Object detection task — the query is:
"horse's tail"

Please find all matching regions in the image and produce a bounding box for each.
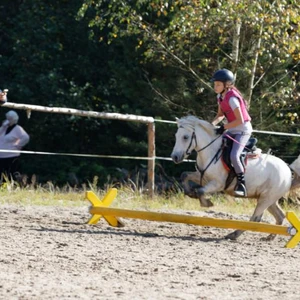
[289,155,300,190]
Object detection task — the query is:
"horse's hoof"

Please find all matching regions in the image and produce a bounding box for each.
[225,231,239,240]
[261,234,276,241]
[183,189,198,199]
[199,196,214,207]
[195,187,205,197]
[180,172,189,181]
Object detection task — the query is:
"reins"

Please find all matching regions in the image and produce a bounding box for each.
[196,135,222,153]
[185,131,221,156]
[224,133,252,152]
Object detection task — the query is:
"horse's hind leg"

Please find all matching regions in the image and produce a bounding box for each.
[225,213,263,240]
[264,202,285,241]
[225,198,271,240]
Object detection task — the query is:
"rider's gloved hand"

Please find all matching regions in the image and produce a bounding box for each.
[215,124,225,135]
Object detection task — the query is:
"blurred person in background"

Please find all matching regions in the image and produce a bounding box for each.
[0,110,30,182]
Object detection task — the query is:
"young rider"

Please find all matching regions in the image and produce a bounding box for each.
[211,69,252,197]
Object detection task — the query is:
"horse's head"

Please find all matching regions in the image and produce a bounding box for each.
[171,116,216,164]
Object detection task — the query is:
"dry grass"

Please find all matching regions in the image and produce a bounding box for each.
[1,178,299,218]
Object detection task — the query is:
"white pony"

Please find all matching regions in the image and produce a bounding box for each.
[171,116,300,240]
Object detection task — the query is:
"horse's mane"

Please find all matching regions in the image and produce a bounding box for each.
[177,116,215,135]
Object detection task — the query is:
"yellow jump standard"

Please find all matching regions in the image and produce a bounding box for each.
[86,188,300,248]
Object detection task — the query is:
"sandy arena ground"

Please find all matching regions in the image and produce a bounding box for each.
[0,203,299,300]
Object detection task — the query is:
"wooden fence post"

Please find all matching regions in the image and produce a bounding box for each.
[147,122,155,198]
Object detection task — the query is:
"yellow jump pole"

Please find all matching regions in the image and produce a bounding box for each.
[86,189,300,248]
[90,206,290,235]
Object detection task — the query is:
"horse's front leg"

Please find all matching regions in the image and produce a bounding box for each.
[181,171,223,207]
[194,179,224,197]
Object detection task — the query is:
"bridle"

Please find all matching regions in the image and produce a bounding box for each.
[183,127,222,156]
[182,126,222,185]
[185,131,196,156]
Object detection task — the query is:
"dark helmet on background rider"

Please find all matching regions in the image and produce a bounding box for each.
[211,69,235,83]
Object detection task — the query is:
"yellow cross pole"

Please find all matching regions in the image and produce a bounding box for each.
[86,189,300,248]
[285,211,300,248]
[86,188,124,227]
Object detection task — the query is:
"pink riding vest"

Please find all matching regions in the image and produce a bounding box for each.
[218,89,251,122]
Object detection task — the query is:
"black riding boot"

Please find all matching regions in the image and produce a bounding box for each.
[234,173,247,197]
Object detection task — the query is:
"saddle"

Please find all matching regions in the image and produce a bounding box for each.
[221,136,259,189]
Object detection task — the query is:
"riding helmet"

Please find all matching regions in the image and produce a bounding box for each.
[211,69,235,83]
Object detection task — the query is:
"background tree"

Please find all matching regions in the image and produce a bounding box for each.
[79,0,300,158]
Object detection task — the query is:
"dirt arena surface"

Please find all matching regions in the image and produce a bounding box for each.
[0,203,299,300]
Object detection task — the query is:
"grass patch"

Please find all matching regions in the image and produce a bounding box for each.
[0,180,299,218]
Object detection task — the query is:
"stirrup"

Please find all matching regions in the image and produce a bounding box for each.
[234,183,247,197]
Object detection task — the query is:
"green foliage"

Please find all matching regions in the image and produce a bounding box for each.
[77,1,300,128]
[79,0,300,158]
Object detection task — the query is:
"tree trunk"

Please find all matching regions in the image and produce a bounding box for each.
[246,23,263,108]
[232,20,241,76]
